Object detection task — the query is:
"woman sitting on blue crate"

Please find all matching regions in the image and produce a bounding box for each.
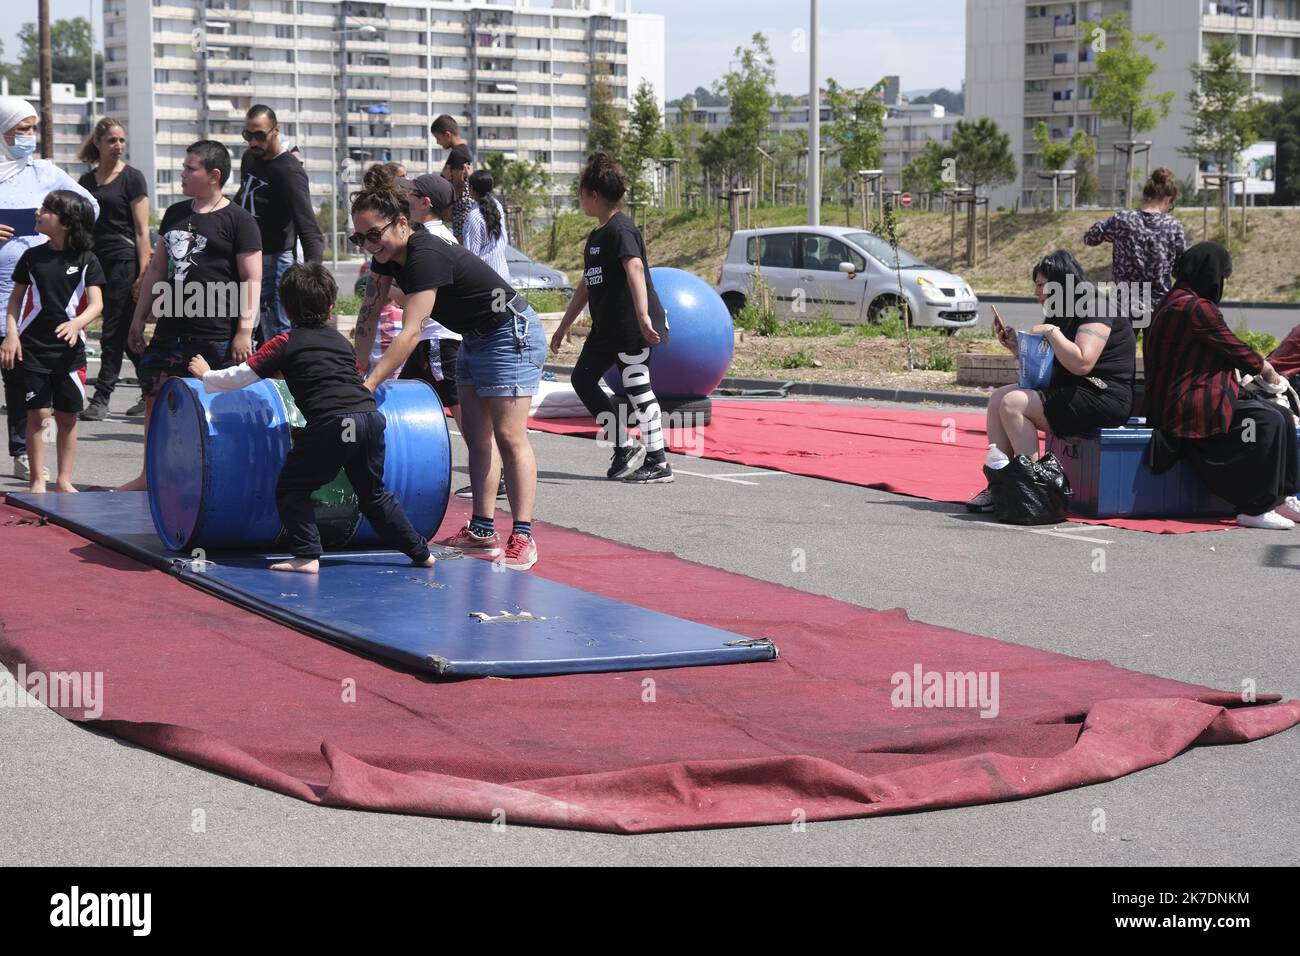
[1144,242,1300,531]
[967,249,1136,513]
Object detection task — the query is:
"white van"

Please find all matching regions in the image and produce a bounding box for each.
[716,225,979,329]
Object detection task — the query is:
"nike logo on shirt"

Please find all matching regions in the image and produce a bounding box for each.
[65,266,79,275]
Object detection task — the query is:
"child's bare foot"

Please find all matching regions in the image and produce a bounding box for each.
[270,557,320,574]
[413,554,436,567]
[54,482,78,493]
[116,475,147,491]
[28,481,46,494]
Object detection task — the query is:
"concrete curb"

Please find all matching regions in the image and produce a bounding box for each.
[978,293,1299,311]
[543,364,989,408]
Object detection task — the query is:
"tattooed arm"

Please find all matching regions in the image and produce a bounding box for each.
[351,271,392,372]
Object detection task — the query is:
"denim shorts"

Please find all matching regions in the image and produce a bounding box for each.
[456,306,545,398]
[138,336,232,397]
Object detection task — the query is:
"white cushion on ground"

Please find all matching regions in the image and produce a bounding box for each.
[529,380,608,418]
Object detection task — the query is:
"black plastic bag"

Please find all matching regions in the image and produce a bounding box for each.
[984,453,1072,525]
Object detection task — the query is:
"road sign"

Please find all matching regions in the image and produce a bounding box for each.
[900,192,913,208]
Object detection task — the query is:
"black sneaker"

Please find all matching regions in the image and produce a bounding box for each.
[79,400,109,422]
[623,460,673,484]
[607,442,646,479]
[125,398,147,416]
[454,480,509,500]
[965,486,995,513]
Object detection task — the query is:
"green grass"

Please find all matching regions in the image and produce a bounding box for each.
[762,349,818,370]
[780,317,844,337]
[734,302,779,337]
[335,293,362,316]
[521,289,572,314]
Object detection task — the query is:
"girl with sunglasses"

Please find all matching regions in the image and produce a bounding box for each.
[349,181,545,571]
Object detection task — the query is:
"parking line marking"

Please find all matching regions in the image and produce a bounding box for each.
[674,469,760,486]
[979,522,1116,545]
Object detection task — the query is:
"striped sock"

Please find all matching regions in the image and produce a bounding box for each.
[469,515,495,537]
[512,520,532,539]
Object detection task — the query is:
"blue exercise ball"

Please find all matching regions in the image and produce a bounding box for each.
[602,267,734,400]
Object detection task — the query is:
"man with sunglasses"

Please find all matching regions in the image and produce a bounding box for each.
[234,105,324,344]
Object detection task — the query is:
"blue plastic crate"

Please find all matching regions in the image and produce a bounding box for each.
[1044,419,1241,519]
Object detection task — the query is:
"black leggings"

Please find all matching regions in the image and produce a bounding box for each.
[570,341,665,458]
[92,254,143,405]
[276,410,430,561]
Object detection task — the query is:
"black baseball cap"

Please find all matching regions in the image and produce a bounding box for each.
[401,174,454,212]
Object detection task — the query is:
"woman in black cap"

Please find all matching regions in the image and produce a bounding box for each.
[1144,241,1298,529]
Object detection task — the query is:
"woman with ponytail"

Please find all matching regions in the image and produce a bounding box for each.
[77,117,151,420]
[349,175,545,571]
[1083,166,1186,327]
[550,151,672,484]
[463,169,510,282]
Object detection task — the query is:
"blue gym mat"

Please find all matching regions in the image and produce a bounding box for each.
[7,492,777,677]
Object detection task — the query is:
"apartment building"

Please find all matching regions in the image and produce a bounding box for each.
[968,0,1300,208]
[101,0,665,213]
[2,79,105,174]
[667,86,957,194]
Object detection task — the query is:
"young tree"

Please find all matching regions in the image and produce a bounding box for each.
[824,78,887,174]
[1083,12,1175,206]
[483,151,551,239]
[711,32,776,189]
[1181,36,1263,231]
[586,64,624,160]
[623,79,663,205]
[1032,121,1094,210]
[942,118,1017,264]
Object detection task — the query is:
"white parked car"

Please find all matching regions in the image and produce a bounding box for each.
[716,226,979,330]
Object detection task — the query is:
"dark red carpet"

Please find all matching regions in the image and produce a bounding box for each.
[529,401,1236,534]
[2,500,1294,833]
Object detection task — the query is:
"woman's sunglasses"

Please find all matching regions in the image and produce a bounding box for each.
[241,129,272,142]
[349,220,396,248]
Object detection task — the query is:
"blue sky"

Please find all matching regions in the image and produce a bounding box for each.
[2,1,967,101]
[636,0,966,99]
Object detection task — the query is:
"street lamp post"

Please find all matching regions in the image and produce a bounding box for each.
[808,0,819,226]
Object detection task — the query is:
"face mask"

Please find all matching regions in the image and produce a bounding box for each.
[8,135,37,160]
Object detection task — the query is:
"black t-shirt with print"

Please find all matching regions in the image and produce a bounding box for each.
[12,244,106,373]
[247,327,376,424]
[78,165,148,262]
[155,198,262,341]
[234,149,325,261]
[369,228,516,336]
[582,211,665,352]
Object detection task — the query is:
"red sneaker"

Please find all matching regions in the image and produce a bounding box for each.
[498,531,538,571]
[437,525,502,556]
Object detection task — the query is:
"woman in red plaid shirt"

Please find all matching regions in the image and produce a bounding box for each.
[1143,242,1299,530]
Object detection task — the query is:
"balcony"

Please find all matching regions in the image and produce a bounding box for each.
[1025,19,1055,41]
[1252,53,1300,73]
[1025,91,1051,113]
[1026,54,1054,77]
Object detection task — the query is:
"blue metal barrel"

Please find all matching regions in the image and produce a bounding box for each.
[146,377,450,552]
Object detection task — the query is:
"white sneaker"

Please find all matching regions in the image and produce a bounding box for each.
[1237,510,1295,530]
[1275,496,1300,523]
[11,454,49,482]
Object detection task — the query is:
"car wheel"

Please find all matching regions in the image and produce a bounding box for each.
[721,292,746,316]
[867,294,908,325]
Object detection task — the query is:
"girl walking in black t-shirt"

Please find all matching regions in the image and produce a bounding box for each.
[76,118,151,420]
[350,181,545,571]
[0,190,104,491]
[550,152,672,483]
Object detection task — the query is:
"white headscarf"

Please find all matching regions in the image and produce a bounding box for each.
[0,96,38,183]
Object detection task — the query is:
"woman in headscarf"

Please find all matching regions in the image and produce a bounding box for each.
[1143,241,1299,529]
[1266,323,1300,391]
[0,96,99,481]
